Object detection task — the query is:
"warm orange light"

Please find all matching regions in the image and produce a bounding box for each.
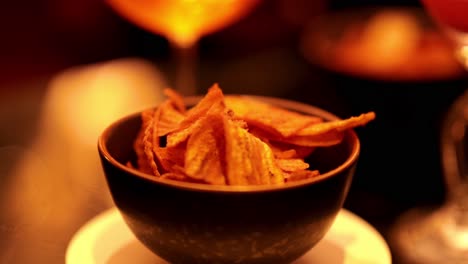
[456,46,468,69]
[2,59,167,264]
[301,9,465,81]
[106,0,260,48]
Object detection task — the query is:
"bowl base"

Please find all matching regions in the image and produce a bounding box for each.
[66,208,391,264]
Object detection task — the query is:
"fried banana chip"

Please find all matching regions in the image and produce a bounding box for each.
[185,113,226,185]
[276,159,310,172]
[272,148,298,159]
[155,101,186,137]
[142,110,161,177]
[154,143,186,174]
[267,141,316,159]
[282,129,345,147]
[164,88,186,113]
[252,112,374,147]
[179,83,225,128]
[225,96,322,137]
[224,118,285,185]
[166,84,225,147]
[133,109,158,175]
[131,84,376,185]
[294,112,376,136]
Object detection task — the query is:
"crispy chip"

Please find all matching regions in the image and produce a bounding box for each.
[282,130,345,147]
[225,96,322,137]
[166,100,226,147]
[156,101,186,137]
[151,105,162,148]
[277,112,375,147]
[276,159,310,172]
[179,84,225,128]
[166,85,225,147]
[295,112,376,136]
[153,143,186,173]
[164,88,186,113]
[142,111,160,177]
[267,141,316,159]
[131,84,375,185]
[224,118,285,185]
[185,113,226,185]
[273,148,298,159]
[134,109,158,175]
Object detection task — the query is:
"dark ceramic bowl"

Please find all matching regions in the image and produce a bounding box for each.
[97,95,360,264]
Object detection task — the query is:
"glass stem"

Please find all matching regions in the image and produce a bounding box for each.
[170,41,198,96]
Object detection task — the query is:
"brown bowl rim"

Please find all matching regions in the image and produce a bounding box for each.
[98,95,360,193]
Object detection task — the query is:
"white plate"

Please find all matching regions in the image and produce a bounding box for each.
[66,208,391,264]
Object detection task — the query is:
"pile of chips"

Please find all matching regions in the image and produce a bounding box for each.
[131,84,375,185]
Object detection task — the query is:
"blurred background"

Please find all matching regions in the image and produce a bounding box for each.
[1,0,468,263]
[0,0,429,91]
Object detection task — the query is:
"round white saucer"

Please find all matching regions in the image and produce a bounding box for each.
[66,208,391,264]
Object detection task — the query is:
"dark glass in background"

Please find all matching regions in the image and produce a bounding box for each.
[292,3,468,239]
